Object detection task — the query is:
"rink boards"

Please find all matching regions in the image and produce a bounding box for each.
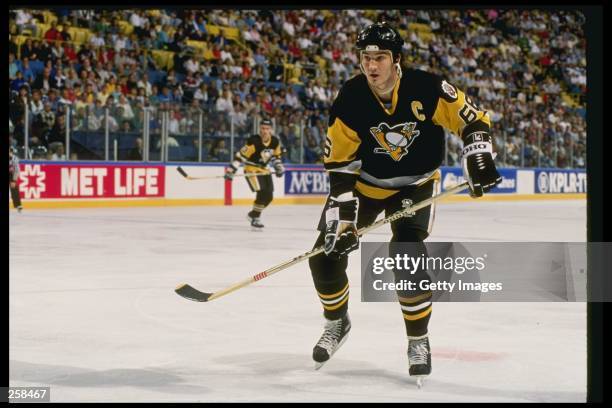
[10,162,586,209]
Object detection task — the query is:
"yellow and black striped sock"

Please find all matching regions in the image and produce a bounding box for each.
[398,291,432,337]
[316,280,350,320]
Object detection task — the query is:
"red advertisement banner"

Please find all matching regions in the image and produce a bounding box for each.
[17,163,165,199]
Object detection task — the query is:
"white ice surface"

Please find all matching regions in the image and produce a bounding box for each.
[9,199,587,402]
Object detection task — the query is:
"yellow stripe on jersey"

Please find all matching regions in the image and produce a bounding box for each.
[239,144,256,160]
[431,88,491,137]
[244,165,269,174]
[273,144,282,157]
[324,117,361,167]
[355,180,399,200]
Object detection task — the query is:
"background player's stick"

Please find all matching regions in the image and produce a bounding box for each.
[175,181,470,302]
[176,166,270,180]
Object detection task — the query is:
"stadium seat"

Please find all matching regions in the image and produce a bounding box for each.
[43,11,58,25]
[151,50,175,70]
[36,23,50,39]
[117,20,134,36]
[205,25,221,36]
[186,39,207,53]
[13,35,27,47]
[221,27,240,42]
[408,23,432,33]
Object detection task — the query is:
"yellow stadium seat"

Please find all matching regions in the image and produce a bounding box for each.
[221,27,240,41]
[74,29,88,45]
[418,31,434,43]
[43,12,58,25]
[186,39,207,52]
[203,47,215,60]
[408,23,432,33]
[206,25,221,36]
[14,35,27,47]
[36,23,50,38]
[151,50,175,70]
[66,27,79,43]
[117,21,134,36]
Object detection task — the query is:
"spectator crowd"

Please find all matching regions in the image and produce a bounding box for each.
[9,8,586,167]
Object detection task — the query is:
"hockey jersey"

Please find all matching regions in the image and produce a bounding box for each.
[324,68,491,198]
[236,135,283,175]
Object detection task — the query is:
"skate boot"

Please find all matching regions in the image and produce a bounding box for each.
[408,334,431,388]
[17,206,23,213]
[247,211,264,230]
[312,314,351,370]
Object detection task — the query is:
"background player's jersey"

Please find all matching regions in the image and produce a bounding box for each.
[237,135,282,174]
[324,68,491,193]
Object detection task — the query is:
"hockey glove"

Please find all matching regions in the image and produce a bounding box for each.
[324,193,359,259]
[273,161,285,178]
[224,160,240,180]
[461,132,502,198]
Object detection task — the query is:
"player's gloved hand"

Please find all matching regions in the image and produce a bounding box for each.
[273,161,285,178]
[224,160,240,180]
[324,193,359,259]
[461,132,502,198]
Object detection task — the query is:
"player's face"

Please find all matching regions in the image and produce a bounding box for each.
[260,124,272,142]
[361,51,396,92]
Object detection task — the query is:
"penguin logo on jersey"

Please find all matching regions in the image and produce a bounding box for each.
[260,148,274,162]
[370,122,421,161]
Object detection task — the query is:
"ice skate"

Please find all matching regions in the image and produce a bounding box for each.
[408,334,431,388]
[312,314,351,370]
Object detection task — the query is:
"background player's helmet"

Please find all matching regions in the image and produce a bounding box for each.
[356,22,404,61]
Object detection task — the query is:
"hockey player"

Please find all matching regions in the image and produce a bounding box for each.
[308,22,502,384]
[9,148,23,212]
[225,118,285,229]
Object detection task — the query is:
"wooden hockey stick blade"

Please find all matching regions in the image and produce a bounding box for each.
[175,284,212,302]
[176,166,189,178]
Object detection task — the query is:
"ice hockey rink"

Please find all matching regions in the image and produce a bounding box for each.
[9,199,587,402]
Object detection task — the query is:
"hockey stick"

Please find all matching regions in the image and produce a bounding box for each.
[175,181,470,302]
[176,166,270,180]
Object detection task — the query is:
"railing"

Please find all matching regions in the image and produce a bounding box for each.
[14,101,585,169]
[15,103,325,165]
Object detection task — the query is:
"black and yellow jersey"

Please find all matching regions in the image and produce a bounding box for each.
[236,135,283,174]
[324,68,491,198]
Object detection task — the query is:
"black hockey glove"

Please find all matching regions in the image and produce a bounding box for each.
[324,193,359,259]
[461,132,502,198]
[273,161,284,178]
[224,160,240,180]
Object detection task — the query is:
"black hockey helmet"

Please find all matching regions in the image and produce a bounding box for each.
[356,22,404,61]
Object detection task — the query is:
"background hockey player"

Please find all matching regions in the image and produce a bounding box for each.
[225,118,285,229]
[308,22,502,384]
[9,148,23,212]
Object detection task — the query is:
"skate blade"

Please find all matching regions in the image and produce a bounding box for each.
[250,226,264,232]
[312,332,350,371]
[415,376,426,389]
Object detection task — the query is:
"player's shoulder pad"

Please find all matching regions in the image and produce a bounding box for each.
[246,134,259,144]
